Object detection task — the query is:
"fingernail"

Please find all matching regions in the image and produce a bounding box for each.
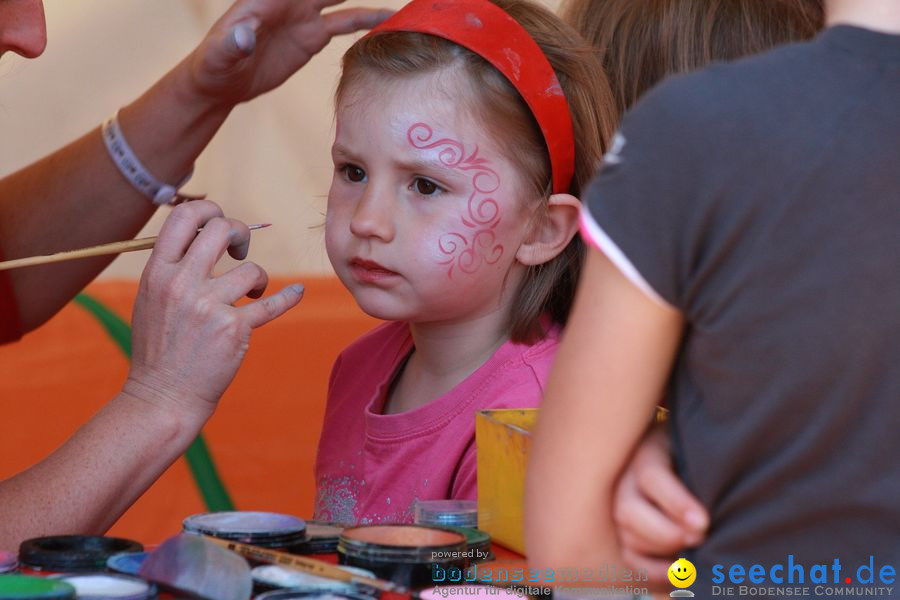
[230,23,256,54]
[685,509,708,530]
[289,283,305,296]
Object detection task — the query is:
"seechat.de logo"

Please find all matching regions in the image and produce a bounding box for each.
[669,558,697,598]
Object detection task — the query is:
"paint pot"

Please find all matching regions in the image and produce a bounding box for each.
[54,574,156,600]
[414,500,478,529]
[182,511,307,549]
[105,553,148,577]
[419,586,525,600]
[0,574,76,599]
[337,525,467,590]
[255,591,375,600]
[252,564,378,596]
[0,553,16,574]
[438,528,492,563]
[287,522,344,554]
[18,537,143,574]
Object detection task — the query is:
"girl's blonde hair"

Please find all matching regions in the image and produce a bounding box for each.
[337,0,617,343]
[561,0,824,117]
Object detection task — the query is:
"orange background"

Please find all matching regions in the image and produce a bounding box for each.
[0,277,378,544]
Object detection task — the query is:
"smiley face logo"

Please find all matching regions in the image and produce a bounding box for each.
[668,558,697,588]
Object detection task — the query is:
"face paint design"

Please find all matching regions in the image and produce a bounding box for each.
[407,123,503,278]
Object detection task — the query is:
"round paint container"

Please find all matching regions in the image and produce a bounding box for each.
[439,527,492,563]
[54,574,156,600]
[337,525,467,590]
[252,564,378,596]
[0,553,16,574]
[104,553,148,577]
[287,522,344,554]
[413,500,478,529]
[18,537,143,574]
[0,574,76,599]
[255,591,374,600]
[182,511,307,549]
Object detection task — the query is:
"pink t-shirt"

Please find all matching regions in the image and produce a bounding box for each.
[314,320,560,525]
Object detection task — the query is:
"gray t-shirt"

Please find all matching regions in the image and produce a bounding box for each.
[583,25,900,588]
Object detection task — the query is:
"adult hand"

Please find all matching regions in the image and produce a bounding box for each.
[612,422,709,586]
[124,201,304,422]
[185,0,392,107]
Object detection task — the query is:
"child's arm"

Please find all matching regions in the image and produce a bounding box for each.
[525,248,684,580]
[613,423,709,585]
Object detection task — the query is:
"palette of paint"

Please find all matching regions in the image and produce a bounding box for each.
[0,574,76,599]
[0,553,16,575]
[182,511,308,549]
[413,500,478,529]
[53,574,156,600]
[338,525,468,589]
[17,536,143,573]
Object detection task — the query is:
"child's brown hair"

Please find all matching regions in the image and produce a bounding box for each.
[338,0,617,343]
[561,0,824,116]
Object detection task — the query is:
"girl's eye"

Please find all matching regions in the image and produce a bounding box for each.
[342,164,367,183]
[413,177,442,196]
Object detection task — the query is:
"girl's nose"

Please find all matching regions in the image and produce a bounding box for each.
[0,0,48,59]
[350,184,395,242]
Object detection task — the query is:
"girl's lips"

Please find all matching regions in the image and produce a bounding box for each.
[349,258,399,283]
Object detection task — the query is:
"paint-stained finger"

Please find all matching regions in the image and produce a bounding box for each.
[314,0,347,9]
[212,262,269,303]
[151,200,224,264]
[240,283,305,328]
[182,217,252,275]
[323,7,394,36]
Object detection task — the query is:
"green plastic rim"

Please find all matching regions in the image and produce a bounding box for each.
[0,574,76,599]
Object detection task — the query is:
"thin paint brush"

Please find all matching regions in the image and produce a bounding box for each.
[0,223,271,271]
[201,535,424,599]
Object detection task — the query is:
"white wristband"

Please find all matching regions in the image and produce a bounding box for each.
[101,113,194,205]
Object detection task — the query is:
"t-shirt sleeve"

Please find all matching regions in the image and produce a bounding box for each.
[581,75,726,310]
[0,248,23,344]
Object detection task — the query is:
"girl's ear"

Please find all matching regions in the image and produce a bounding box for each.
[516,193,582,266]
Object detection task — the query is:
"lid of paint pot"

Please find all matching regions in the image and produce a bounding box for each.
[0,574,76,599]
[54,574,156,600]
[182,511,306,548]
[0,553,16,574]
[338,525,466,563]
[105,553,149,577]
[18,537,143,572]
[284,522,344,554]
[414,500,478,529]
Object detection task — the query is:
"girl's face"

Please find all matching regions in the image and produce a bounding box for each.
[326,69,538,326]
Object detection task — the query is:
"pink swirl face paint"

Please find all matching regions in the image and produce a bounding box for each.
[407,123,504,279]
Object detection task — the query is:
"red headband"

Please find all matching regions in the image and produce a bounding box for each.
[369,0,576,195]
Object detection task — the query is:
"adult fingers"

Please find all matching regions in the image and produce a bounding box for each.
[151,200,225,264]
[212,262,269,303]
[323,7,394,36]
[183,217,252,275]
[239,283,305,328]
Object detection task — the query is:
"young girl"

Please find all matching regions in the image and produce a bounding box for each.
[313,0,616,524]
